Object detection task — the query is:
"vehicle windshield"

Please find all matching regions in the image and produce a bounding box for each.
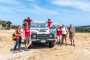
[31,23,47,28]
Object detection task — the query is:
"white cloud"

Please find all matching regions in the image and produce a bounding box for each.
[32,5,59,16]
[13,4,59,17]
[52,0,90,12]
[0,0,59,16]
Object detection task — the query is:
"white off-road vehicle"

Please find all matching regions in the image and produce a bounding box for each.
[30,22,55,48]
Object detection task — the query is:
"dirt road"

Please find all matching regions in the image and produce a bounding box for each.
[0,30,90,60]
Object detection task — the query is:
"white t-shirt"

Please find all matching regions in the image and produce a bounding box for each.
[62,27,67,34]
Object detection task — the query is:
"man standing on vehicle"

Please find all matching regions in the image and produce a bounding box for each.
[47,19,52,33]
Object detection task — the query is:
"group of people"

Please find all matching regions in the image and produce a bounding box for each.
[12,17,75,51]
[55,24,75,46]
[12,17,32,51]
[47,19,75,47]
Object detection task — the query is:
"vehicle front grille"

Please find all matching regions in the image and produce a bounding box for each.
[37,34,49,39]
[31,34,55,39]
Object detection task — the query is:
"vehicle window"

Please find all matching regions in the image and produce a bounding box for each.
[31,23,47,28]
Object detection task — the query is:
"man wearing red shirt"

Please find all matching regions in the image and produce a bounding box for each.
[47,19,52,29]
[47,19,52,34]
[56,25,62,45]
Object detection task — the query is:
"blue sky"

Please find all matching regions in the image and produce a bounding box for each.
[0,0,90,26]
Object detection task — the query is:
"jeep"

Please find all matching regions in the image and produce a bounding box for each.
[30,22,55,48]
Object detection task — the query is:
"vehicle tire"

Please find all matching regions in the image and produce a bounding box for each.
[49,42,54,48]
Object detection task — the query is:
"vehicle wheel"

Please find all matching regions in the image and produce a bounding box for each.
[49,42,54,48]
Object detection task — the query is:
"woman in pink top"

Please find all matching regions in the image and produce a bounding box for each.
[24,22,32,48]
[56,25,62,45]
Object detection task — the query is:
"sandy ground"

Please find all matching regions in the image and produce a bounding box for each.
[0,30,90,60]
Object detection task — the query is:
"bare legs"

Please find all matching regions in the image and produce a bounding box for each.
[70,36,75,46]
[62,34,67,45]
[25,36,32,48]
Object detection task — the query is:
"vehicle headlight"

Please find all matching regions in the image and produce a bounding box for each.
[49,34,53,38]
[33,35,36,38]
[31,34,37,39]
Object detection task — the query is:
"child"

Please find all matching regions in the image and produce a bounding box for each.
[13,25,21,50]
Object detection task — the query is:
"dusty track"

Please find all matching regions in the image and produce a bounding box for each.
[0,30,90,60]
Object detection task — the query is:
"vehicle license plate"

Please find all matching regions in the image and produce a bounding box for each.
[41,40,46,43]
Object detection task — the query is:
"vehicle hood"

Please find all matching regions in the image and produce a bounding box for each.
[31,28,49,34]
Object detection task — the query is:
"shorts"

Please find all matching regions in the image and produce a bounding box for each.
[56,35,62,44]
[62,34,67,37]
[57,35,62,40]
